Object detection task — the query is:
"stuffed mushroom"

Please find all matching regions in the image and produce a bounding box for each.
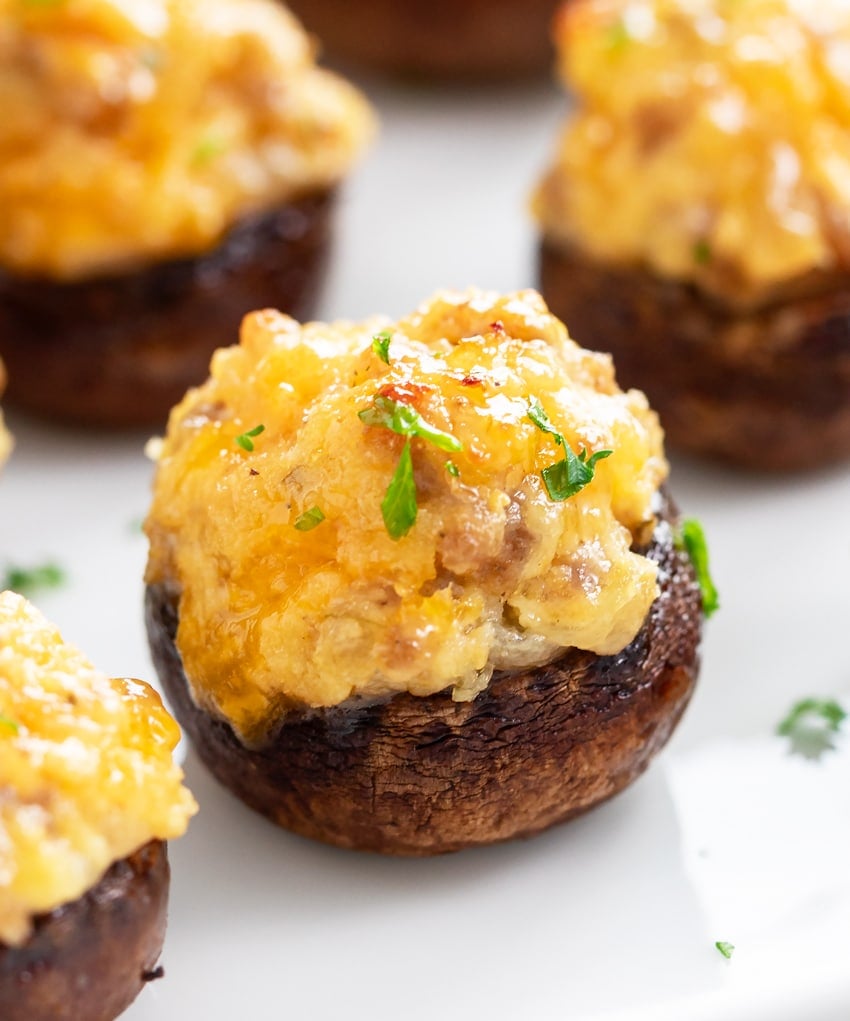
[534,0,850,470]
[0,0,373,427]
[0,592,197,1020]
[284,0,563,79]
[145,288,704,855]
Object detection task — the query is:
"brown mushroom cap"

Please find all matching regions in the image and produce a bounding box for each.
[539,240,850,471]
[285,0,561,79]
[0,191,334,429]
[146,492,701,856]
[0,841,169,1021]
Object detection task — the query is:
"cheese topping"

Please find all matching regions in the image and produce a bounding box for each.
[145,289,668,746]
[0,0,373,280]
[534,0,850,306]
[0,592,196,947]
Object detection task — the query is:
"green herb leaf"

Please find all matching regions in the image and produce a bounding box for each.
[777,698,847,760]
[294,506,326,532]
[541,446,613,502]
[0,714,19,735]
[371,329,393,365]
[606,19,631,52]
[2,562,66,597]
[693,239,712,265]
[715,941,735,960]
[675,518,719,618]
[192,135,226,166]
[527,397,564,444]
[235,424,265,452]
[381,440,417,540]
[528,397,612,502]
[360,394,463,539]
[445,460,460,478]
[359,396,462,453]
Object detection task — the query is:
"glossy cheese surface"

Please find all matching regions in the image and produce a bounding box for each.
[0,592,196,947]
[0,0,373,280]
[534,0,850,306]
[146,289,668,745]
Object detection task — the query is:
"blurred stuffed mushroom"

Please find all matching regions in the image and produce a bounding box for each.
[0,0,373,426]
[535,0,850,470]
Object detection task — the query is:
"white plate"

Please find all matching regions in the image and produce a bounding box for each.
[2,75,849,1021]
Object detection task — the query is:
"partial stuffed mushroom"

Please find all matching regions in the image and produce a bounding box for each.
[145,288,704,855]
[0,593,196,1021]
[0,0,373,427]
[534,0,850,471]
[284,0,562,79]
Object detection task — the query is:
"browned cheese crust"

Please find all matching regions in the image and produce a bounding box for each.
[0,190,334,429]
[285,0,562,78]
[146,493,701,856]
[539,240,850,471]
[0,841,169,1021]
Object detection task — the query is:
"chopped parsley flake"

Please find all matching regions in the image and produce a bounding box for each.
[294,506,326,532]
[371,330,393,365]
[777,698,847,760]
[235,424,265,452]
[359,394,462,540]
[606,19,631,52]
[715,941,735,960]
[381,441,418,539]
[192,135,226,166]
[693,239,712,265]
[0,714,19,735]
[2,562,66,597]
[445,460,460,478]
[527,397,612,502]
[674,519,719,618]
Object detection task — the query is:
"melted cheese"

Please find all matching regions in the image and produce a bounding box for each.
[145,289,668,746]
[534,0,850,306]
[0,592,196,947]
[0,0,373,280]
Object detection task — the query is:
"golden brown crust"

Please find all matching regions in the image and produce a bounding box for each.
[0,190,335,429]
[0,841,169,1021]
[286,0,561,78]
[146,493,701,856]
[539,240,850,471]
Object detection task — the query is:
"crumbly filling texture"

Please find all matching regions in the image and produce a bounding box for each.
[533,0,850,307]
[0,0,373,279]
[0,592,197,947]
[145,289,668,746]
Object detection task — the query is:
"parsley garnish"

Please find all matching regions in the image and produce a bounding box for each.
[359,396,462,453]
[371,330,393,365]
[192,135,226,166]
[2,562,65,597]
[675,518,719,618]
[606,19,631,51]
[445,460,460,478]
[527,397,612,502]
[235,424,265,452]
[381,441,418,540]
[715,941,735,960]
[294,506,326,532]
[693,239,712,265]
[777,698,847,760]
[359,394,462,539]
[0,714,19,735]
